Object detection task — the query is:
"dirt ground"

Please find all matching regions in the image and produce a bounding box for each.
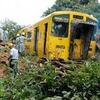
[0,42,31,77]
[0,43,9,77]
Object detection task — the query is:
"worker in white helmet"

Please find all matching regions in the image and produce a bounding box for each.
[16,34,20,52]
[17,34,20,37]
[19,32,25,54]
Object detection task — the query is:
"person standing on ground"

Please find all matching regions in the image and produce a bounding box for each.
[8,43,19,78]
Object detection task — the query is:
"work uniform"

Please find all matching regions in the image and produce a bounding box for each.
[9,47,19,78]
[19,35,25,53]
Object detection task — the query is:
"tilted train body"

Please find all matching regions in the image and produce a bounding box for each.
[18,11,98,61]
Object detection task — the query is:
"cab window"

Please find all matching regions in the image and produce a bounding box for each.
[52,15,69,37]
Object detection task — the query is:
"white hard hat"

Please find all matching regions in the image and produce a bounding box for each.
[17,34,19,36]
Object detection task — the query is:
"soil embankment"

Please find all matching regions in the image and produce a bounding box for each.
[0,43,9,77]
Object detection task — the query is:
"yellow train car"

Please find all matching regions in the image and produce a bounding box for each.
[25,11,98,60]
[24,26,34,54]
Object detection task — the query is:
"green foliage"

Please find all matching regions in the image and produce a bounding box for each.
[0,79,5,98]
[0,19,22,39]
[43,0,100,18]
[0,60,100,99]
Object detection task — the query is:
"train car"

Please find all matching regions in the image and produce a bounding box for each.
[25,11,98,60]
[24,26,34,54]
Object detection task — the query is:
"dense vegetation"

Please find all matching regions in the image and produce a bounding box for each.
[0,57,100,100]
[43,0,100,18]
[0,19,22,39]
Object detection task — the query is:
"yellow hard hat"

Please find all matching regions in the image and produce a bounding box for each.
[21,32,25,35]
[17,34,19,36]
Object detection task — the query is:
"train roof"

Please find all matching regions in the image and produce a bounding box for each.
[34,11,98,25]
[52,11,97,22]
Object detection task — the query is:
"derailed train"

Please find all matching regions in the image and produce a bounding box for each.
[18,11,98,61]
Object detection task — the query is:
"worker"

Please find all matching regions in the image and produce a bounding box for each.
[19,32,25,55]
[8,43,19,78]
[16,34,20,52]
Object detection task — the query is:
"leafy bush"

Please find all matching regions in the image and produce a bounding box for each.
[0,60,100,100]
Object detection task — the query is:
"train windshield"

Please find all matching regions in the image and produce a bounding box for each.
[52,15,69,37]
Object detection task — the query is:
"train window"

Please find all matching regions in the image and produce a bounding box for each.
[73,15,83,20]
[52,15,69,37]
[27,32,32,39]
[53,15,69,22]
[72,23,83,39]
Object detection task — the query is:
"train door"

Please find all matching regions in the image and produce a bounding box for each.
[70,22,96,60]
[43,23,48,55]
[25,31,32,53]
[69,23,82,60]
[34,27,39,54]
[80,24,96,59]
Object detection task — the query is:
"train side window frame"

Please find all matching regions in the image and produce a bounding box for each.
[34,27,39,40]
[27,31,32,40]
[34,27,39,53]
[73,15,83,20]
[43,23,48,55]
[52,15,69,37]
